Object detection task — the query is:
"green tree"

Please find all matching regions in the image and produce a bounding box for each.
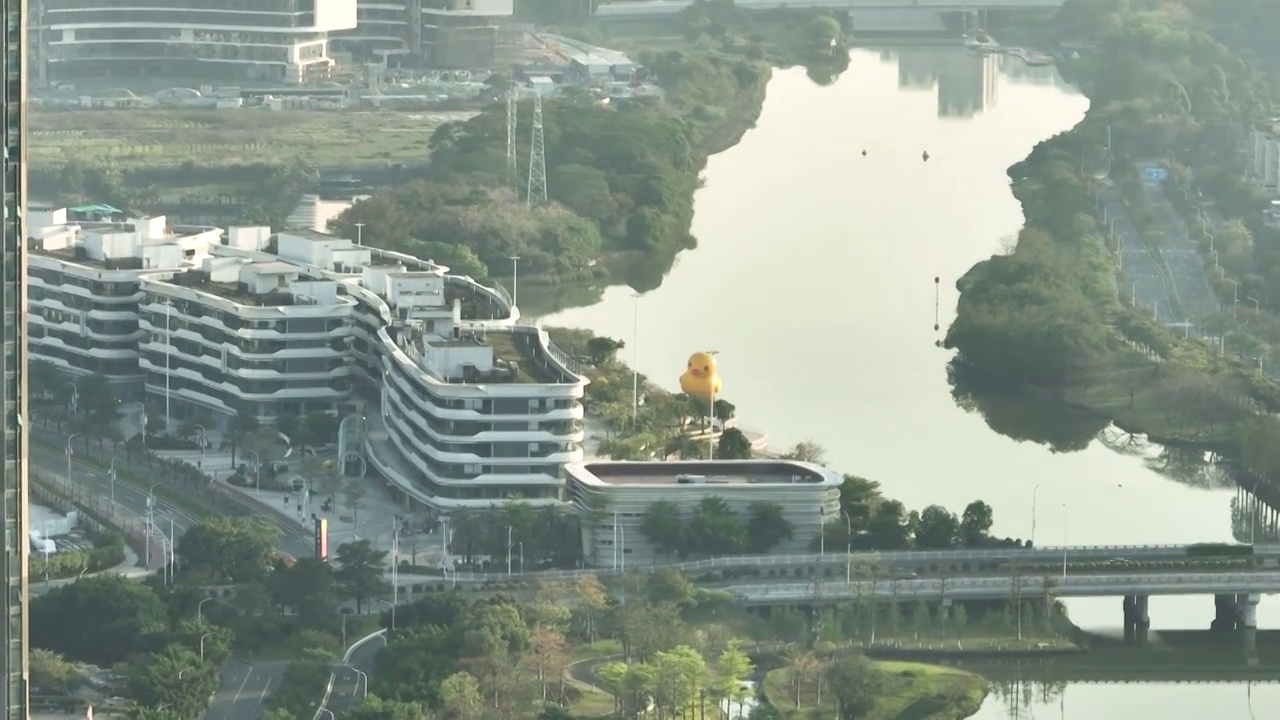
[960,500,994,547]
[439,671,483,720]
[914,505,960,549]
[30,649,81,694]
[688,496,745,556]
[175,517,279,584]
[640,500,685,560]
[301,410,339,450]
[343,478,368,523]
[866,500,911,550]
[372,626,459,705]
[411,241,488,278]
[585,336,625,366]
[716,427,754,459]
[276,412,301,445]
[782,440,827,464]
[269,556,339,627]
[335,540,392,613]
[825,654,887,720]
[745,501,793,554]
[31,575,167,666]
[346,695,433,720]
[126,644,218,718]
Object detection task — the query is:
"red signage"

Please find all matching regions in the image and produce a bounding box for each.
[315,518,329,561]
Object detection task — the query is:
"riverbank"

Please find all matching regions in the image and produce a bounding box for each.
[761,658,988,720]
[945,3,1280,459]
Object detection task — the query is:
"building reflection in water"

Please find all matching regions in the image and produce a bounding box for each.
[883,45,1072,119]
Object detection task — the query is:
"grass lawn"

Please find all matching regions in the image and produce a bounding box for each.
[29,108,476,171]
[763,660,989,720]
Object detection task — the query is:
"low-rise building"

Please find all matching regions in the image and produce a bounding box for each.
[566,460,842,567]
[1251,120,1280,191]
[27,208,222,400]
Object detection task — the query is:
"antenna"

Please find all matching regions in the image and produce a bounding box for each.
[506,87,518,192]
[526,93,548,207]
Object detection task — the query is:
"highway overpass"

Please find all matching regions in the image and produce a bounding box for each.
[594,0,1065,19]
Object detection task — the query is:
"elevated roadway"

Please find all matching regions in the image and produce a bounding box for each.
[595,0,1064,19]
[727,571,1280,604]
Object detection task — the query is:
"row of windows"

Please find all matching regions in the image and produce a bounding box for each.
[142,303,350,335]
[143,359,350,397]
[30,325,136,352]
[30,286,134,313]
[385,390,573,458]
[51,42,296,64]
[384,421,561,501]
[31,345,138,377]
[45,8,319,30]
[29,268,138,296]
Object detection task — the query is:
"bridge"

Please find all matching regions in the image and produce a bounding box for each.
[593,0,1065,19]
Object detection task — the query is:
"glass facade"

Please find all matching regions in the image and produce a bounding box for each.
[0,0,25,718]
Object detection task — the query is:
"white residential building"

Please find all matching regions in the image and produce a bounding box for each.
[26,208,222,401]
[331,0,415,65]
[37,0,358,84]
[1251,120,1280,191]
[137,227,358,425]
[566,460,842,568]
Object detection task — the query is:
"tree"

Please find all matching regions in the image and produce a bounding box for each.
[302,410,339,450]
[346,696,433,720]
[225,409,260,467]
[745,501,793,554]
[866,500,911,550]
[439,671,483,720]
[640,500,685,560]
[960,500,994,547]
[782,440,827,464]
[175,517,278,584]
[825,654,887,720]
[343,478,368,523]
[713,640,754,715]
[913,505,960,549]
[335,540,391,613]
[126,644,218,718]
[688,496,745,556]
[269,556,339,627]
[31,575,167,666]
[30,649,81,694]
[411,241,488,279]
[528,627,567,700]
[76,373,121,445]
[717,427,754,459]
[585,336,625,366]
[276,412,301,444]
[572,574,608,642]
[650,645,709,720]
[373,627,459,705]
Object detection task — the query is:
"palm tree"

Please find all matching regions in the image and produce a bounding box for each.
[225,410,259,467]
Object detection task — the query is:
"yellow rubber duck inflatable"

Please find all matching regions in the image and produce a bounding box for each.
[680,351,722,399]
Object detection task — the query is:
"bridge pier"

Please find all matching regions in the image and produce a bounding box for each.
[1212,593,1239,632]
[1237,593,1260,654]
[1122,594,1149,643]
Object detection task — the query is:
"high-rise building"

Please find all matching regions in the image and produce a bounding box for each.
[1,0,28,716]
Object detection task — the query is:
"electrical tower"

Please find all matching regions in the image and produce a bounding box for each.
[506,87,518,191]
[526,93,548,207]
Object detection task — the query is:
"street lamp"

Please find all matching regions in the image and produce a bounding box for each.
[108,457,117,507]
[65,433,80,487]
[1226,278,1239,316]
[375,598,397,631]
[1030,484,1041,547]
[632,292,642,425]
[348,667,369,698]
[1061,503,1069,579]
[198,596,215,623]
[842,510,852,583]
[193,424,206,462]
[319,710,335,720]
[246,449,261,490]
[1247,296,1261,313]
[508,255,521,308]
[199,632,215,662]
[505,525,514,576]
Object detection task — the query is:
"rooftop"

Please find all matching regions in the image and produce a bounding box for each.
[34,244,149,271]
[569,460,838,487]
[164,269,309,307]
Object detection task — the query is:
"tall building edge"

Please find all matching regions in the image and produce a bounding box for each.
[3,0,27,717]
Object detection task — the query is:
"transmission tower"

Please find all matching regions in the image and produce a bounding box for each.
[506,87,518,191]
[526,93,548,207]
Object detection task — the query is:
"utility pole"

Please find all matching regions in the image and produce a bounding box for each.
[527,92,547,207]
[506,87,518,192]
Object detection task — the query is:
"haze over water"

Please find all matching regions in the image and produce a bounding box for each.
[543,48,1280,716]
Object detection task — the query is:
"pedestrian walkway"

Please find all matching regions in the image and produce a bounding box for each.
[1137,161,1218,319]
[32,545,151,596]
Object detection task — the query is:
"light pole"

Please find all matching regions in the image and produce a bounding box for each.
[354,222,365,246]
[349,667,369,698]
[707,350,720,460]
[632,292,641,425]
[65,433,80,486]
[194,423,206,462]
[516,541,525,574]
[506,525,514,576]
[842,510,852,583]
[1030,484,1041,547]
[199,632,214,662]
[147,481,162,572]
[198,596,215,623]
[163,299,173,429]
[376,598,397,631]
[390,520,399,624]
[1061,503,1068,579]
[509,255,521,308]
[1226,278,1239,316]
[108,457,117,507]
[319,710,335,720]
[1247,296,1261,313]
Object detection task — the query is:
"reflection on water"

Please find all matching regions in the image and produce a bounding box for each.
[948,365,1107,453]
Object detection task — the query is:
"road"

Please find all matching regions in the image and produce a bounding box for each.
[1098,184,1177,322]
[323,632,387,719]
[1137,162,1219,319]
[30,433,316,560]
[206,659,287,720]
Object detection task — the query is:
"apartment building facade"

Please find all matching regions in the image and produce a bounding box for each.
[35,0,357,83]
[26,209,221,401]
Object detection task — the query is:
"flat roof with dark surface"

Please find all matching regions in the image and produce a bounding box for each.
[572,460,834,487]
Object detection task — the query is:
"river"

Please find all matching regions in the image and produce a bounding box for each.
[540,47,1280,716]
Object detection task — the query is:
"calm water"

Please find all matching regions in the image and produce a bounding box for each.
[543,48,1280,716]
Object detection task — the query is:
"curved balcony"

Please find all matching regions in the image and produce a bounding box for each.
[383,410,581,467]
[382,423,569,489]
[384,384,585,444]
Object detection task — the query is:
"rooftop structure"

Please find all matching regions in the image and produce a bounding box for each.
[27,208,222,400]
[34,0,358,85]
[1251,120,1280,192]
[567,460,842,567]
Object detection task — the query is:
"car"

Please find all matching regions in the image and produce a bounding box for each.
[1108,558,1130,566]
[892,568,918,578]
[291,478,305,492]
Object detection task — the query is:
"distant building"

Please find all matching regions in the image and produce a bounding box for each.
[35,0,358,84]
[566,460,842,567]
[331,0,417,66]
[421,0,514,69]
[1250,120,1280,192]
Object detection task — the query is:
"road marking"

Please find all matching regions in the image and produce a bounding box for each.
[259,677,272,704]
[230,668,254,710]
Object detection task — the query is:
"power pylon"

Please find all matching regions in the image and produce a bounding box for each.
[526,93,548,207]
[506,87,518,192]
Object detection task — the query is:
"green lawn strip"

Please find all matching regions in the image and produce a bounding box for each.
[762,659,989,719]
[31,436,215,518]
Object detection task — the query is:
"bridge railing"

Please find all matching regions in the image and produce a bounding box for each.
[416,545,1263,584]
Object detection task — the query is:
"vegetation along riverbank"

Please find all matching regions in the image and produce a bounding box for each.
[330,1,852,292]
[946,0,1280,472]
